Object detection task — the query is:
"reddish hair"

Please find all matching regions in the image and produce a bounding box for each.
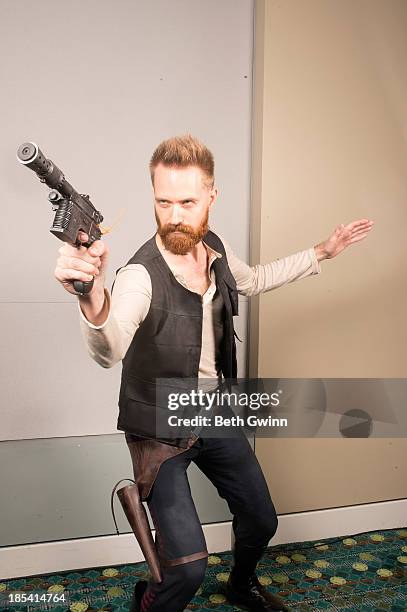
[149,134,215,189]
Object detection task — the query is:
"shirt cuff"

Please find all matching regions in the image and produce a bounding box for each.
[77,287,111,329]
[309,247,322,275]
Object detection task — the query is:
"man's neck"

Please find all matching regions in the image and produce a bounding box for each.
[155,232,207,267]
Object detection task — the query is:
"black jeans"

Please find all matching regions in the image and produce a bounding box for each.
[137,423,278,611]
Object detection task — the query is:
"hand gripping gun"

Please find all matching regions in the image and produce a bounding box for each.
[17,142,104,295]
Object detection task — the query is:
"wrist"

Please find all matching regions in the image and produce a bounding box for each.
[78,283,105,302]
[78,286,109,326]
[314,242,330,262]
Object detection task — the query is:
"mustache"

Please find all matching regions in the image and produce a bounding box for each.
[159,223,195,236]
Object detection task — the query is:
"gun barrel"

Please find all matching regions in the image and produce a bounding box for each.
[17,142,39,163]
[17,141,54,175]
[17,140,103,230]
[17,141,75,198]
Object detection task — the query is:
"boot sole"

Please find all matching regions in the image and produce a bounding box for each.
[225,585,256,610]
[225,584,290,611]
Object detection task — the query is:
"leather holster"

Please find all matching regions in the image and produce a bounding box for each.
[112,432,200,584]
[116,483,163,584]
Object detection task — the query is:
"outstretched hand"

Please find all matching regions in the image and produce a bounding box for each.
[315,218,374,260]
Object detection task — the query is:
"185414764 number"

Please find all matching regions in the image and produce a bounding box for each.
[1,591,69,606]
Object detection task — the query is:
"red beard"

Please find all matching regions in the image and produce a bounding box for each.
[155,209,209,255]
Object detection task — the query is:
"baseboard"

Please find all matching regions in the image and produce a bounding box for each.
[1,498,406,580]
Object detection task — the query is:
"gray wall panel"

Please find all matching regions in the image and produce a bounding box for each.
[0,435,233,546]
[1,0,254,543]
[1,303,120,441]
[2,0,253,302]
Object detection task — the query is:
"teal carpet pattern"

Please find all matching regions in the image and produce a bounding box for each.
[1,528,406,611]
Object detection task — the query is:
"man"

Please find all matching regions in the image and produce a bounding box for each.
[55,134,373,612]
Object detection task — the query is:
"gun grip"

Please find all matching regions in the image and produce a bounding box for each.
[73,278,94,295]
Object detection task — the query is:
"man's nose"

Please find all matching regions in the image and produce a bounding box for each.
[170,204,183,225]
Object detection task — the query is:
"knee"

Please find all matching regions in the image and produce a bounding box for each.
[261,512,278,540]
[253,510,278,544]
[172,556,207,591]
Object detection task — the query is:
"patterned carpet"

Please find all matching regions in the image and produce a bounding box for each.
[1,528,406,611]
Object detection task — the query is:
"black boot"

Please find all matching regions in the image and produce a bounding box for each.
[129,580,148,612]
[225,542,290,611]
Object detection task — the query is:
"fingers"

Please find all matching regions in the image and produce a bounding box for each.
[88,240,107,259]
[77,231,89,243]
[350,226,373,239]
[349,231,372,244]
[57,254,100,276]
[58,243,98,262]
[342,224,373,249]
[58,239,107,263]
[336,219,374,243]
[54,267,94,284]
[345,219,374,231]
[58,245,101,270]
[346,227,373,245]
[76,233,107,258]
[54,257,98,284]
[55,237,108,293]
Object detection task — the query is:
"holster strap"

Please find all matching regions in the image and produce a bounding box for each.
[160,549,208,567]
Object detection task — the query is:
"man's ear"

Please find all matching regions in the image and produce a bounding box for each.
[209,186,218,208]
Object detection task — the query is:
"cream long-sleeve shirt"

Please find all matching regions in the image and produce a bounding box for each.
[78,233,321,375]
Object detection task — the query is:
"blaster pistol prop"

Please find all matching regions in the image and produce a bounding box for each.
[17,142,104,295]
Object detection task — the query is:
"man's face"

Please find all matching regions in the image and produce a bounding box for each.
[153,163,217,255]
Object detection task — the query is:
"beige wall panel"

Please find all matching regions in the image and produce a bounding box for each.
[257,438,405,513]
[252,0,407,512]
